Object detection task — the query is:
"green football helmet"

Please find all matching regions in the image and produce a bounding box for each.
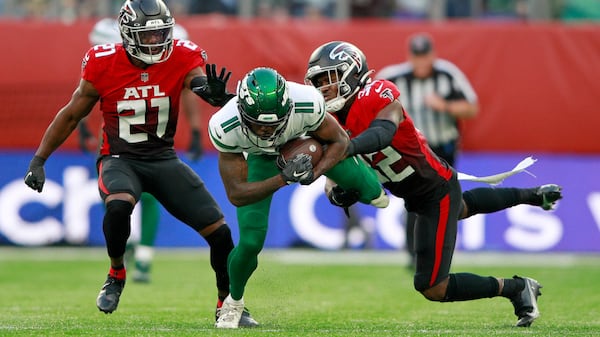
[237,67,293,147]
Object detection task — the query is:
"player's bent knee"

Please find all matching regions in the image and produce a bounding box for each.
[414,275,446,301]
[238,237,264,256]
[199,218,226,237]
[203,223,233,247]
[105,199,134,219]
[237,229,267,256]
[105,192,135,205]
[413,274,430,293]
[420,286,446,301]
[103,200,135,258]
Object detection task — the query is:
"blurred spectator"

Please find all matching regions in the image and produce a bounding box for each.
[4,0,118,20]
[394,0,430,19]
[164,0,188,15]
[446,0,556,20]
[446,0,472,18]
[188,0,236,15]
[351,0,396,18]
[560,0,600,21]
[59,0,77,23]
[23,0,49,19]
[2,0,597,21]
[256,0,290,20]
[289,0,334,18]
[304,3,325,20]
[482,0,523,19]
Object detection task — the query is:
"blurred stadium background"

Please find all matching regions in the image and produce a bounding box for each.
[1,0,599,253]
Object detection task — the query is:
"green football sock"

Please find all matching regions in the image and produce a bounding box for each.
[140,193,160,247]
[325,156,382,204]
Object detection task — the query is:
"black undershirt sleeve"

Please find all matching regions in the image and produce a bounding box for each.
[346,119,397,156]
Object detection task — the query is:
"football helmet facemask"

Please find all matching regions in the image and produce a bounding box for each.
[118,0,174,64]
[237,67,293,148]
[305,41,372,113]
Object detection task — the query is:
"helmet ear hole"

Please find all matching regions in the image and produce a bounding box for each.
[340,84,350,95]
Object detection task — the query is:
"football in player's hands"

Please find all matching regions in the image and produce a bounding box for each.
[277,136,323,169]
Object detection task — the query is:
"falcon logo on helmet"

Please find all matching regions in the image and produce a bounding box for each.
[329,43,363,72]
[305,41,371,113]
[119,2,137,24]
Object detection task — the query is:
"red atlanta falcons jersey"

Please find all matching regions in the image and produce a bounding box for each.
[81,39,206,158]
[341,79,453,200]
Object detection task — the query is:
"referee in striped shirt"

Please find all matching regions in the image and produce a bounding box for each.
[375,33,479,266]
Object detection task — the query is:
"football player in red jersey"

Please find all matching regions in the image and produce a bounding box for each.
[83,17,206,285]
[305,41,563,327]
[23,0,257,326]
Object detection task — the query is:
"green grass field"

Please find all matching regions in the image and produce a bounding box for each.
[1,248,599,336]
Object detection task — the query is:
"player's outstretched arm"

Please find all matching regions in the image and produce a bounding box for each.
[24,79,99,192]
[346,100,403,157]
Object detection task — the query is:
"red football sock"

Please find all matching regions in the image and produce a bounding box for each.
[109,265,126,280]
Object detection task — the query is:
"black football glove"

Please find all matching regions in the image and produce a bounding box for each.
[24,155,46,193]
[328,186,360,208]
[186,129,203,162]
[191,64,235,107]
[280,153,314,185]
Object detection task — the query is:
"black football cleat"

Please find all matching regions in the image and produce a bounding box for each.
[536,184,562,210]
[96,275,125,314]
[238,308,260,327]
[510,276,542,327]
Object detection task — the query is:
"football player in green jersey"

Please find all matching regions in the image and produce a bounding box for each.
[208,67,388,328]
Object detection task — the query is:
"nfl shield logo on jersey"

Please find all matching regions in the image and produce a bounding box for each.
[141,72,149,82]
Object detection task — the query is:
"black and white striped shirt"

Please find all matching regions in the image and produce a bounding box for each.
[375,59,477,147]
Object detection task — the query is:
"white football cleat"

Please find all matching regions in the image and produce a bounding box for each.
[215,295,245,329]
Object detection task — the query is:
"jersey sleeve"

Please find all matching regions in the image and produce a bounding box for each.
[357,79,401,117]
[173,39,207,75]
[81,46,100,83]
[307,86,327,131]
[208,100,245,153]
[298,85,326,132]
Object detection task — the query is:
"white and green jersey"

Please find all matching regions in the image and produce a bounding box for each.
[208,82,326,155]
